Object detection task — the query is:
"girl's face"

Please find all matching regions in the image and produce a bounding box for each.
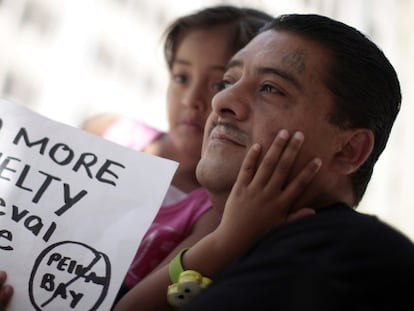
[166,25,234,159]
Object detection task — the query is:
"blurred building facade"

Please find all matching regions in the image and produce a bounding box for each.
[0,0,413,239]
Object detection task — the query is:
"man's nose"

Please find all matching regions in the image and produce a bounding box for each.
[212,85,249,120]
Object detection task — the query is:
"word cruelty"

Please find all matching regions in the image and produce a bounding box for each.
[0,121,126,250]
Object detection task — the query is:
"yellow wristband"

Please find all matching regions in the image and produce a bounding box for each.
[169,248,189,284]
[167,270,212,308]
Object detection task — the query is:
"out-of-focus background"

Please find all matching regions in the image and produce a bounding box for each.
[1,0,413,240]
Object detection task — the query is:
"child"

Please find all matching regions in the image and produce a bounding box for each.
[82,5,273,303]
[0,6,274,310]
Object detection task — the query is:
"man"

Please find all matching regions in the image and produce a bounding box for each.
[178,14,414,310]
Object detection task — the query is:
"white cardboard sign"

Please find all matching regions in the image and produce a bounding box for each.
[0,99,178,310]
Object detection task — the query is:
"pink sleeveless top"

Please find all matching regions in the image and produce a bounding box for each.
[103,117,212,288]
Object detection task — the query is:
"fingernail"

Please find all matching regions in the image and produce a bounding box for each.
[252,143,261,151]
[313,158,322,168]
[293,131,304,140]
[278,129,289,139]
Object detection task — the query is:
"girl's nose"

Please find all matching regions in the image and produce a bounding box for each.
[181,83,208,111]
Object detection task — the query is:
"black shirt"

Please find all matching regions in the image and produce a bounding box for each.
[180,203,414,311]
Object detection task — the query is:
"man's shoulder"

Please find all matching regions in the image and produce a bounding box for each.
[253,202,414,262]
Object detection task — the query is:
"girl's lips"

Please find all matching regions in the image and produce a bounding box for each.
[178,119,204,133]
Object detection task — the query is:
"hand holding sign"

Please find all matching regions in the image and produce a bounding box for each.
[0,271,12,308]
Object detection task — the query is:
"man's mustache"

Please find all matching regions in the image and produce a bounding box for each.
[209,121,249,146]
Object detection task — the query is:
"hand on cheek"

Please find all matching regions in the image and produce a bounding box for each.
[218,129,322,246]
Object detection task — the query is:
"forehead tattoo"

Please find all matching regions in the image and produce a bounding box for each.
[282,49,306,74]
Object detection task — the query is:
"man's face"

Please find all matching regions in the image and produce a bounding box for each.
[196,30,344,198]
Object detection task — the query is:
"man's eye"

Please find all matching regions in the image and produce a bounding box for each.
[261,84,284,95]
[214,80,231,91]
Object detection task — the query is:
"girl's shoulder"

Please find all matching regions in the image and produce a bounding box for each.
[102,117,163,151]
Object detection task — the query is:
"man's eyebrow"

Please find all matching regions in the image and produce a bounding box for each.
[225,59,303,91]
[225,59,242,71]
[257,67,303,91]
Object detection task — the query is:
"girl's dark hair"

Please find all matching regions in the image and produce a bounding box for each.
[163,5,273,69]
[262,14,401,205]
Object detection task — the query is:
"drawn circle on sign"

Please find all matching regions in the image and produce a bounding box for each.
[29,241,111,310]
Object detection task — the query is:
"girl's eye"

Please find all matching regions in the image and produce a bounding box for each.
[172,73,188,84]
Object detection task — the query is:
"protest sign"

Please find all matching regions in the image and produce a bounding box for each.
[0,99,178,310]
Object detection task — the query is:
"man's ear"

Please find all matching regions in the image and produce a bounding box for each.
[333,129,374,174]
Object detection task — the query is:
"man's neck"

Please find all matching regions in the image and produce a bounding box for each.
[207,192,230,214]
